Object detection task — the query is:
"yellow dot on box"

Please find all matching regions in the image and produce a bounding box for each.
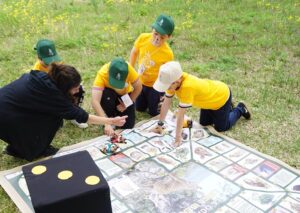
[85,175,100,185]
[58,170,73,180]
[31,165,47,175]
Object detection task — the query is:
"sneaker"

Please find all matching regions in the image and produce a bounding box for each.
[71,120,88,129]
[237,102,251,119]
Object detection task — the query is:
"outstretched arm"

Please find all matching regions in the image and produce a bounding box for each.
[149,96,173,134]
[174,107,186,147]
[159,96,173,122]
[87,115,127,127]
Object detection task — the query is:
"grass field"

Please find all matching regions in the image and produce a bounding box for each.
[0,0,299,211]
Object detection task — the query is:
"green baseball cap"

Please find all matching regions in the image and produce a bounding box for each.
[35,39,61,65]
[109,57,128,89]
[152,14,175,35]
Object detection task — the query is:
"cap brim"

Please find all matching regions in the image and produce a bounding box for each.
[109,77,125,89]
[152,23,167,35]
[42,54,61,65]
[153,80,170,92]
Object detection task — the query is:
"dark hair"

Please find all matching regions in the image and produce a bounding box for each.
[48,63,81,97]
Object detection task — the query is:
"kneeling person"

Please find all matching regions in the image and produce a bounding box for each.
[153,61,251,146]
[92,58,142,135]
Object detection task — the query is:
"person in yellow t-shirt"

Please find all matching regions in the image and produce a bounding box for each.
[92,57,142,136]
[32,39,88,129]
[33,39,62,72]
[152,61,251,146]
[130,14,174,116]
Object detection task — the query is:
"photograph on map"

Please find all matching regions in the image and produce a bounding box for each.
[238,154,264,170]
[269,169,297,187]
[193,143,218,164]
[210,141,236,154]
[254,161,280,178]
[236,173,282,191]
[136,142,160,157]
[109,153,135,169]
[168,143,191,163]
[205,156,233,172]
[223,147,249,162]
[220,164,247,180]
[95,158,123,177]
[196,135,223,147]
[240,190,285,211]
[154,154,181,171]
[123,148,149,162]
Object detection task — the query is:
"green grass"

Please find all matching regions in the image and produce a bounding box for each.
[0,0,299,211]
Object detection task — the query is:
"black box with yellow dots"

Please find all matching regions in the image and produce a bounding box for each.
[22,151,112,213]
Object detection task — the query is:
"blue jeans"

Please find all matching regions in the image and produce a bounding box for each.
[135,85,164,116]
[199,92,244,132]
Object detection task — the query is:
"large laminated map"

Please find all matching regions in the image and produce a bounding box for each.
[1,112,300,213]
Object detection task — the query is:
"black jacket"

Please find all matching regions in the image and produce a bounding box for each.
[0,71,88,160]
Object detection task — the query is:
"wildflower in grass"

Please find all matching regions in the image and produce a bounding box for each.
[104,26,109,32]
[1,0,75,43]
[102,43,109,48]
[111,24,118,33]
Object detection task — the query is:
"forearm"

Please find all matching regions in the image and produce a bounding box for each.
[175,108,186,140]
[159,97,172,122]
[175,114,184,139]
[87,114,112,125]
[129,48,138,67]
[129,81,142,102]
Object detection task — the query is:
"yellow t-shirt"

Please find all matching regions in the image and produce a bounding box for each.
[33,60,49,72]
[134,33,174,87]
[93,62,139,95]
[166,72,230,110]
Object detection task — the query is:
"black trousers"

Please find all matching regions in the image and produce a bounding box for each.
[101,88,135,129]
[135,85,164,116]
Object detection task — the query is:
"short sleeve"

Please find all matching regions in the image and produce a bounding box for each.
[178,89,193,108]
[92,64,108,89]
[134,34,145,51]
[165,90,175,98]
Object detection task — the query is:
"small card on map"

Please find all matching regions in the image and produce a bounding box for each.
[121,94,133,108]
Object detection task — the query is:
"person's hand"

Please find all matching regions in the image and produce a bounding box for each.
[104,124,115,136]
[117,103,126,112]
[111,116,127,127]
[117,99,127,112]
[149,125,164,134]
[173,136,182,147]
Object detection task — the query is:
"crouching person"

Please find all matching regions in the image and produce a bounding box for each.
[92,57,142,136]
[0,63,127,161]
[152,61,251,147]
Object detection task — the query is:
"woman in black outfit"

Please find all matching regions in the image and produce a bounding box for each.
[0,63,127,161]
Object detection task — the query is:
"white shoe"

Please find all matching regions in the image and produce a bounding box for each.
[71,120,88,129]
